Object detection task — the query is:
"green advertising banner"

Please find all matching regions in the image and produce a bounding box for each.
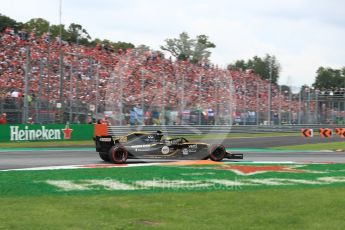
[0,124,94,142]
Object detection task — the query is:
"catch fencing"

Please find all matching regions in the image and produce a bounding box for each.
[1,42,345,126]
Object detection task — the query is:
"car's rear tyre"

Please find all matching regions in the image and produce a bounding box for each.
[109,145,128,164]
[99,152,110,162]
[209,145,226,161]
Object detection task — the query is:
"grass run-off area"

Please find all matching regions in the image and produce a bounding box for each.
[1,163,345,229]
[179,132,301,139]
[271,142,345,151]
[0,139,94,148]
[1,187,345,230]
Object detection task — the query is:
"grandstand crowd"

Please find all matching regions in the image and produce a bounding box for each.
[1,27,344,125]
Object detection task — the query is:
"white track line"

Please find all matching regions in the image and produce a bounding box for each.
[0,160,310,172]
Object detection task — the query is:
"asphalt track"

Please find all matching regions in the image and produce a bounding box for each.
[219,135,345,148]
[0,136,344,170]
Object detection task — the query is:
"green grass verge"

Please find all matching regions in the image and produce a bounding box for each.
[1,187,345,230]
[271,142,345,151]
[2,163,345,229]
[0,140,94,148]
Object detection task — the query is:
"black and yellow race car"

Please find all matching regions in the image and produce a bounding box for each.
[94,131,243,164]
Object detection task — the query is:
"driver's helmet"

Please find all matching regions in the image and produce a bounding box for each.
[155,130,164,141]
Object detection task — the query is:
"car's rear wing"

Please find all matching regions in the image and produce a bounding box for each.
[94,135,114,152]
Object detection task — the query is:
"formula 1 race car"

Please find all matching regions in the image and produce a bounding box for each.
[94,131,243,164]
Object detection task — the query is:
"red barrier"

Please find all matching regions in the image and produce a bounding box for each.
[94,124,108,137]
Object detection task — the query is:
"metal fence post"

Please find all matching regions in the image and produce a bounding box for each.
[268,61,272,125]
[141,69,145,124]
[22,45,30,124]
[36,58,44,123]
[181,72,185,119]
[256,81,260,125]
[278,85,282,126]
[298,90,302,124]
[315,90,319,124]
[198,74,202,125]
[95,63,99,118]
[228,71,234,126]
[243,71,247,125]
[162,73,166,125]
[59,50,64,124]
[120,71,124,126]
[69,64,73,123]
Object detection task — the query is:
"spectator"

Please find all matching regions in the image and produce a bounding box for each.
[103,115,112,125]
[129,107,136,125]
[27,117,34,124]
[207,108,215,125]
[0,113,7,124]
[151,109,160,125]
[0,27,327,125]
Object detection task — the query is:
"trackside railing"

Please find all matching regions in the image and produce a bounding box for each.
[107,125,345,136]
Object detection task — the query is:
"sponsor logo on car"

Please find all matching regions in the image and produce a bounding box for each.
[130,144,152,148]
[161,146,170,154]
[130,144,153,152]
[187,144,198,152]
[99,137,112,142]
[182,149,189,155]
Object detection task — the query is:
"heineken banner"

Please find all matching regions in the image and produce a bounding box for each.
[0,124,94,142]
